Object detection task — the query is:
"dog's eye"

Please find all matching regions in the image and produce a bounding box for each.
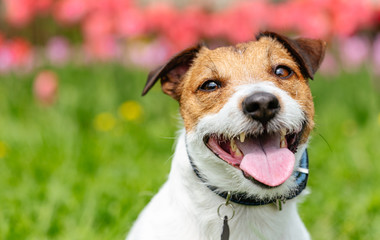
[199,80,221,92]
[274,66,293,79]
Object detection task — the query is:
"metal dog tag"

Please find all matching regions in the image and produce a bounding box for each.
[218,192,234,240]
[221,216,230,240]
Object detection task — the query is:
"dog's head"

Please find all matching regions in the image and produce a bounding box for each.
[143,32,326,200]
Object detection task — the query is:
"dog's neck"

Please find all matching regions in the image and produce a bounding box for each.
[165,131,309,239]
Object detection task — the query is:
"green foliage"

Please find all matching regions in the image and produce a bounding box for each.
[0,66,379,239]
[302,70,380,240]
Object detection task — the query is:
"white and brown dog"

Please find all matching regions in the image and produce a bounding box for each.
[127,32,326,240]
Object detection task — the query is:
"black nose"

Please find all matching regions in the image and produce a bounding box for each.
[242,92,280,125]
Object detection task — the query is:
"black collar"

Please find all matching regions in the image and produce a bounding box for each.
[188,148,309,206]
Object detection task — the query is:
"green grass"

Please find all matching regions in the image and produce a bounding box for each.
[303,70,380,240]
[0,65,379,239]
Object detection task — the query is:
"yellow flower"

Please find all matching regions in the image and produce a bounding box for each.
[118,100,143,121]
[93,112,116,132]
[0,141,8,158]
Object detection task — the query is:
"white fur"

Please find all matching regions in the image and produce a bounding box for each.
[127,82,311,240]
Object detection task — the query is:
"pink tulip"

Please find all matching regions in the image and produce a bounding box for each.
[46,37,70,65]
[319,52,339,77]
[89,0,133,14]
[34,0,52,13]
[0,46,12,73]
[295,2,330,39]
[267,3,294,32]
[224,1,267,43]
[162,7,204,51]
[33,70,59,105]
[8,38,32,66]
[144,3,178,33]
[116,8,146,37]
[0,37,33,73]
[202,13,225,39]
[4,0,34,27]
[82,12,113,39]
[220,8,255,43]
[84,37,119,61]
[330,0,374,37]
[339,36,370,71]
[54,0,88,24]
[128,39,171,68]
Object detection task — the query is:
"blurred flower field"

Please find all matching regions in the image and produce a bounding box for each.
[0,0,380,74]
[0,0,380,239]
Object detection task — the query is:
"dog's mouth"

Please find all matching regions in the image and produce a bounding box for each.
[204,126,304,188]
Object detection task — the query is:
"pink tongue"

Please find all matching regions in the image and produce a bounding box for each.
[236,135,295,187]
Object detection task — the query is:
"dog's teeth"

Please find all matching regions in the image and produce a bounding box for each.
[280,138,287,148]
[239,133,246,143]
[281,128,287,137]
[280,131,287,148]
[234,148,243,157]
[230,139,238,152]
[230,139,242,157]
[230,139,237,151]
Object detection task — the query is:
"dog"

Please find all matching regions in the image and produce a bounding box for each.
[127,32,326,240]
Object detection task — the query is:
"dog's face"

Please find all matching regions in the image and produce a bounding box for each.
[144,32,326,200]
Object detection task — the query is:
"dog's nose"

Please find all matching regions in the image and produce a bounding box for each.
[242,92,280,125]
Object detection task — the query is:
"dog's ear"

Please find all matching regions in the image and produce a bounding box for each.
[257,32,326,80]
[142,44,205,100]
